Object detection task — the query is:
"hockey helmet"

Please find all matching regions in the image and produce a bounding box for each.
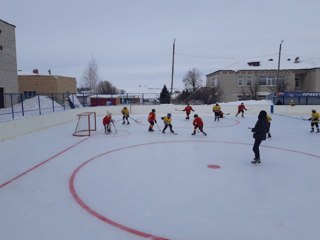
[194,114,198,118]
[152,109,156,112]
[312,109,316,113]
[167,113,171,117]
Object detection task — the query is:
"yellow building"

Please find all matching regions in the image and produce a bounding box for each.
[18,74,77,102]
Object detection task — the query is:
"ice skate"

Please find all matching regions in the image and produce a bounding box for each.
[251,158,261,164]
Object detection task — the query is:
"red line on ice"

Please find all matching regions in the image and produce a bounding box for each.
[0,137,89,189]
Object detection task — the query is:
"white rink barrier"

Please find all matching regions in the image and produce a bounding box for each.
[0,104,319,141]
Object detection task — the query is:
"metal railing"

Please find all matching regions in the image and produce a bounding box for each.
[0,92,161,121]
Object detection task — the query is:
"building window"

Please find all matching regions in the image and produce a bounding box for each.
[238,76,244,86]
[246,76,252,86]
[259,76,276,86]
[24,91,37,99]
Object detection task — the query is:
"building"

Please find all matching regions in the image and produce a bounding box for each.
[206,56,320,102]
[0,19,18,108]
[18,74,77,102]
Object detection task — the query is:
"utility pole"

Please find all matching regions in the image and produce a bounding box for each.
[170,38,175,103]
[276,40,284,92]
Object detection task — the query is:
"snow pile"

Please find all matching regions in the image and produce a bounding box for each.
[0,95,66,122]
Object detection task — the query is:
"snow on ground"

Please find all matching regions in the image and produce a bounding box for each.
[0,95,82,122]
[1,102,320,240]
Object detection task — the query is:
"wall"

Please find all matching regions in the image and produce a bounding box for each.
[0,20,18,107]
[1,103,319,141]
[18,75,77,101]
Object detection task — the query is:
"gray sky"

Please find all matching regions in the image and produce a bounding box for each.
[2,0,320,92]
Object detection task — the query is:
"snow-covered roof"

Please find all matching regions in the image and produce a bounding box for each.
[207,55,320,75]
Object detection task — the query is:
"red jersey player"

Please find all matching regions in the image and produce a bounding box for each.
[183,104,194,119]
[236,102,247,117]
[192,114,207,136]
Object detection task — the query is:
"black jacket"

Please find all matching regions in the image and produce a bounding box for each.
[252,111,267,141]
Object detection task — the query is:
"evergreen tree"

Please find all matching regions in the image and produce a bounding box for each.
[159,84,170,104]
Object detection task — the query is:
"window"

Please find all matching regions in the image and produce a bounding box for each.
[238,76,244,86]
[259,76,276,86]
[23,91,37,99]
[246,76,252,86]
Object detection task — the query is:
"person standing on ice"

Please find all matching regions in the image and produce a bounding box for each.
[183,104,194,119]
[212,103,223,121]
[236,102,247,117]
[102,113,114,134]
[148,109,157,132]
[121,106,130,125]
[308,109,320,133]
[192,114,207,136]
[250,110,268,164]
[161,113,175,134]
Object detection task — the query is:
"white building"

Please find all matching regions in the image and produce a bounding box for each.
[0,19,18,108]
[206,56,320,102]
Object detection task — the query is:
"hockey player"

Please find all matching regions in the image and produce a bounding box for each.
[121,106,130,125]
[250,110,268,164]
[266,114,272,138]
[161,113,175,134]
[148,109,157,132]
[183,104,194,119]
[212,103,223,121]
[308,109,320,133]
[192,114,207,136]
[102,113,114,134]
[236,102,247,117]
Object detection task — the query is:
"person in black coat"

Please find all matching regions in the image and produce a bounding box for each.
[250,110,268,164]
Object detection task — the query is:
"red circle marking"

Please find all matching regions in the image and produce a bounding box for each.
[69,140,320,239]
[208,164,221,169]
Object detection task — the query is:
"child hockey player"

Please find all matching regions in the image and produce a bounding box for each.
[192,114,207,136]
[161,113,175,134]
[148,109,157,132]
[250,110,268,164]
[266,114,272,138]
[102,113,114,134]
[183,104,194,119]
[236,102,247,117]
[308,109,320,133]
[121,106,130,125]
[212,103,223,121]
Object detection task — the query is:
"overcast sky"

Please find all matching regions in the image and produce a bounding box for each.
[2,0,320,92]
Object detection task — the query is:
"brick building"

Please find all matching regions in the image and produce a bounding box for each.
[206,57,320,102]
[18,74,77,102]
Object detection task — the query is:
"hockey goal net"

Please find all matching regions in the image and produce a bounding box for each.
[73,112,97,137]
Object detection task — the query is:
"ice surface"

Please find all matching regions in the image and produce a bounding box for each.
[1,108,320,240]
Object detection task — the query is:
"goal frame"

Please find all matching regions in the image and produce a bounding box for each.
[73,112,97,137]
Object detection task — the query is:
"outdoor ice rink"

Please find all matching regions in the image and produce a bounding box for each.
[1,108,320,240]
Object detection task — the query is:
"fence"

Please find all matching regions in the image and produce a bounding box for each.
[0,93,79,121]
[0,92,161,121]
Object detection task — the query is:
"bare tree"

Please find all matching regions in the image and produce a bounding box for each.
[249,82,259,100]
[182,68,203,92]
[96,80,119,94]
[82,57,99,91]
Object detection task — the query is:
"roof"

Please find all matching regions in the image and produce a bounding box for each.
[0,19,16,28]
[207,55,320,76]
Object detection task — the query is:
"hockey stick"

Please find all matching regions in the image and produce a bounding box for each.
[129,116,141,123]
[224,113,231,115]
[155,122,161,132]
[174,108,184,111]
[111,121,117,133]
